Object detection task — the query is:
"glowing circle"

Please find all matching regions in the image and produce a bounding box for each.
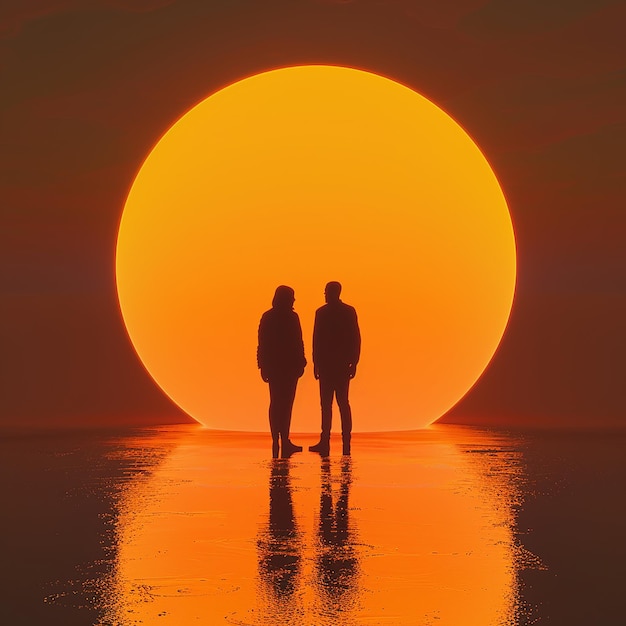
[115,65,516,431]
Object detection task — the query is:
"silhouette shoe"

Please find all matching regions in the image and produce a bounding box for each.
[281,440,303,457]
[309,440,330,456]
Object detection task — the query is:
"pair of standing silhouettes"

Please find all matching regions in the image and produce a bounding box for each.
[257,281,361,458]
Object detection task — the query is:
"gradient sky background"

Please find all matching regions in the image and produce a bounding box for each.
[2,0,625,430]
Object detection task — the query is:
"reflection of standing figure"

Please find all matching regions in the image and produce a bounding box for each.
[257,459,302,604]
[310,282,361,456]
[315,456,359,614]
[257,286,307,458]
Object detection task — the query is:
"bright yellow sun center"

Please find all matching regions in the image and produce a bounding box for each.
[115,65,516,432]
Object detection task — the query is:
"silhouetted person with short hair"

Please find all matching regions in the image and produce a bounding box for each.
[309,282,361,456]
[258,286,307,458]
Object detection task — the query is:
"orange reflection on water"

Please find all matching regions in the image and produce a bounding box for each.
[101,426,520,625]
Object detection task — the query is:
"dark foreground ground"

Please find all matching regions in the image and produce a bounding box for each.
[0,425,624,625]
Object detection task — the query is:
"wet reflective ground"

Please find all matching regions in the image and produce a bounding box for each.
[1,425,625,625]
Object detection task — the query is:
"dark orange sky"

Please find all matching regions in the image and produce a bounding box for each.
[1,0,625,429]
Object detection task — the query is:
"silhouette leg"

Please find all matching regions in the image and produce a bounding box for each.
[281,377,298,442]
[319,376,334,440]
[310,376,333,454]
[268,380,281,457]
[278,376,301,457]
[336,376,352,455]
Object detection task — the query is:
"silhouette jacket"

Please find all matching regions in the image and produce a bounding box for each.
[313,301,361,376]
[257,309,307,379]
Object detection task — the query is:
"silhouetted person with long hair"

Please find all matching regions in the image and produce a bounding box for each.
[309,282,361,456]
[258,285,307,458]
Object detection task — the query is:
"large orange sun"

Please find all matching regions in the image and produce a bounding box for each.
[116,65,516,432]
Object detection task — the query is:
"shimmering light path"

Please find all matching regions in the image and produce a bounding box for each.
[101,426,522,625]
[3,426,625,625]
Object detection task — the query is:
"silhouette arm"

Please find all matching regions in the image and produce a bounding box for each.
[294,313,307,377]
[349,308,361,378]
[348,308,361,379]
[353,310,361,364]
[312,310,320,379]
[257,314,270,382]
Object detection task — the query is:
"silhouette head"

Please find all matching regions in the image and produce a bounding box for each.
[272,285,296,311]
[324,281,342,304]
